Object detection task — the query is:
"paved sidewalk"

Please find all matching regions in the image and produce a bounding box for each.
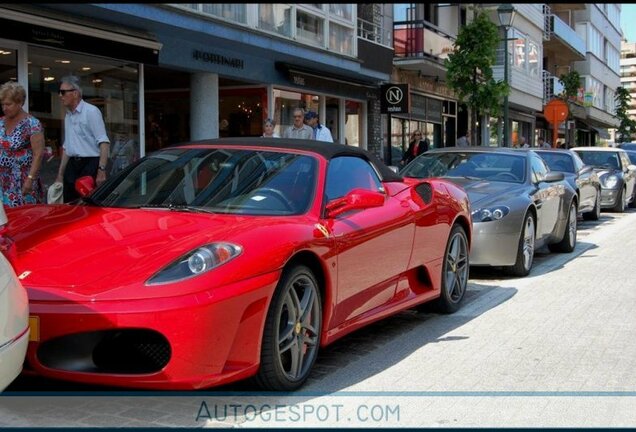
[1,211,635,428]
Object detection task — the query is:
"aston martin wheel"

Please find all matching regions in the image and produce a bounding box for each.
[549,200,577,253]
[583,189,601,221]
[612,188,626,213]
[507,212,535,277]
[433,224,469,314]
[255,265,322,391]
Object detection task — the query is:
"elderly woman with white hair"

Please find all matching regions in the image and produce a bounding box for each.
[262,118,280,138]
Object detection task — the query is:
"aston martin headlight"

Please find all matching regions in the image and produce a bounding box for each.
[602,175,619,189]
[472,206,510,222]
[146,243,242,285]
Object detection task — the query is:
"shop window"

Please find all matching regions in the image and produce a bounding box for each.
[274,89,319,136]
[258,4,292,37]
[326,97,339,143]
[27,46,140,188]
[345,100,362,147]
[219,87,266,138]
[0,47,17,102]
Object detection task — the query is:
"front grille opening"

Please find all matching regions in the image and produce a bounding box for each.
[37,329,171,374]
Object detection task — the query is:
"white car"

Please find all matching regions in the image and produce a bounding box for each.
[0,203,29,392]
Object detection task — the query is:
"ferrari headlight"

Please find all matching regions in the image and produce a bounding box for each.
[146,243,242,285]
[602,175,618,189]
[472,206,510,222]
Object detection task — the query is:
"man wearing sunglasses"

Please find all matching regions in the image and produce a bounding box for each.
[55,75,110,203]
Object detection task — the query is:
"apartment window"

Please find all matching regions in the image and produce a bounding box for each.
[329,4,353,22]
[513,32,526,70]
[330,22,354,55]
[608,5,620,28]
[201,4,247,24]
[588,25,603,59]
[606,43,620,74]
[170,4,355,57]
[528,41,540,77]
[586,76,603,109]
[258,4,292,37]
[604,87,616,114]
[297,10,325,46]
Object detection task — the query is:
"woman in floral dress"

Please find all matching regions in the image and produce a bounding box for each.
[0,81,45,207]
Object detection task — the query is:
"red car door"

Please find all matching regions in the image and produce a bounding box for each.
[323,156,414,326]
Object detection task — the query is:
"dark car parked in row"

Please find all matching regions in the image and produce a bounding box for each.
[571,147,636,212]
[534,149,601,220]
[400,147,578,277]
[617,142,636,151]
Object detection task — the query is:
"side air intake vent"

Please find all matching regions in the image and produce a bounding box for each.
[415,182,433,204]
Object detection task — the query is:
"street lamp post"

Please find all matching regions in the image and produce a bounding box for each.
[498,4,516,147]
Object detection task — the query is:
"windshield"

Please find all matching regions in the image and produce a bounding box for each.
[573,151,620,170]
[401,152,526,183]
[535,151,575,173]
[91,148,317,215]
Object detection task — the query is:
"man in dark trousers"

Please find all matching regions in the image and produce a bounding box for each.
[55,75,110,203]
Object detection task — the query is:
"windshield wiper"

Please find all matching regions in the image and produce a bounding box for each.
[139,203,216,214]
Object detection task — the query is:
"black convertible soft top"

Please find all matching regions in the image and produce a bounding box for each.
[177,137,403,182]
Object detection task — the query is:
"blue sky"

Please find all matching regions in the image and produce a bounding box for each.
[622,4,636,42]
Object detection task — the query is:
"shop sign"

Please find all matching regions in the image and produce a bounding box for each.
[0,17,159,64]
[192,50,244,70]
[381,84,409,114]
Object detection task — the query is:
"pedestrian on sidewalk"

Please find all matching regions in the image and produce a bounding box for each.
[55,75,110,203]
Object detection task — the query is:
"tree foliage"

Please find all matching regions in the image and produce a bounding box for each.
[445,7,508,141]
[615,86,636,143]
[559,70,581,101]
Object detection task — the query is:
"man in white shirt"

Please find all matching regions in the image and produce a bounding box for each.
[304,111,333,143]
[538,137,551,148]
[55,75,110,202]
[456,130,470,147]
[282,108,313,140]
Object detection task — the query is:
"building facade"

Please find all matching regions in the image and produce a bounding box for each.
[0,3,393,188]
[617,39,636,143]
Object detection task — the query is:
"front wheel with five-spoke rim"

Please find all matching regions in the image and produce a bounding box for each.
[507,211,535,277]
[255,265,322,391]
[433,224,469,313]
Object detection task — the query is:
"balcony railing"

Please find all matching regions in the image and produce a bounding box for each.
[358,17,391,47]
[547,14,586,58]
[393,20,455,61]
[543,70,565,103]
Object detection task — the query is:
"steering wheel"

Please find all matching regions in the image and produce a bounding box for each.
[253,187,295,211]
[493,172,518,181]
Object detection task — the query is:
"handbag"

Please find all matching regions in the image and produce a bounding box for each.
[47,182,64,204]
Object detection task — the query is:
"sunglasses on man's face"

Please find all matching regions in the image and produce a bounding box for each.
[58,89,77,95]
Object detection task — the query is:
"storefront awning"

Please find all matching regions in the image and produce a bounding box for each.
[592,126,610,139]
[0,7,161,64]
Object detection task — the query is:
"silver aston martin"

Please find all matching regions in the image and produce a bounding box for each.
[401,147,578,276]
